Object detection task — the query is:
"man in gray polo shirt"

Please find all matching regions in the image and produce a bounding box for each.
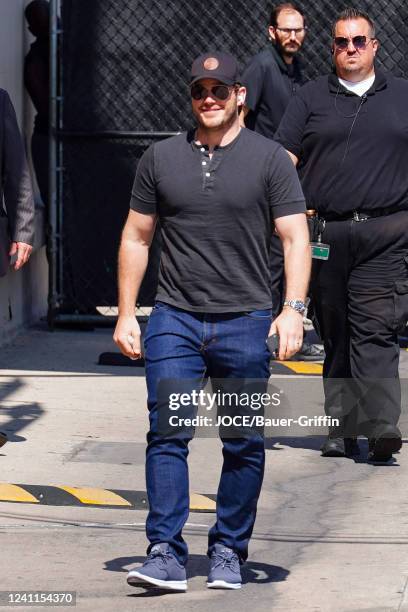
[114,52,310,592]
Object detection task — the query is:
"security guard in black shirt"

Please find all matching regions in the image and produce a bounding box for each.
[276,7,408,461]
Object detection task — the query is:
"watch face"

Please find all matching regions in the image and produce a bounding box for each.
[284,299,306,313]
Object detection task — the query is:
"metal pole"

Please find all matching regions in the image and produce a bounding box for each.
[57,0,64,308]
[48,0,59,328]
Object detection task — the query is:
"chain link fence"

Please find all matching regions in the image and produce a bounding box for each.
[51,0,408,323]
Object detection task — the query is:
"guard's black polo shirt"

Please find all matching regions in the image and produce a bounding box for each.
[242,45,304,138]
[130,128,305,313]
[275,70,408,217]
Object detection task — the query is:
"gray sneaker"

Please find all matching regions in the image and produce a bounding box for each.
[127,543,187,591]
[207,544,242,589]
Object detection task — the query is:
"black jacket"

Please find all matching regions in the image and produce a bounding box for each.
[0,89,35,276]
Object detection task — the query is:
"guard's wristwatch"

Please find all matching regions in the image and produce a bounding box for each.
[283,299,307,315]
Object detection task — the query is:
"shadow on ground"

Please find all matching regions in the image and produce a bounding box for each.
[0,377,44,446]
[266,436,404,466]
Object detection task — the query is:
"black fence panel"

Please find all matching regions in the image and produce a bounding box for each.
[60,138,160,309]
[57,0,408,315]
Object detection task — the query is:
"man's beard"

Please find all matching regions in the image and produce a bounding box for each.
[194,105,237,132]
[276,39,301,58]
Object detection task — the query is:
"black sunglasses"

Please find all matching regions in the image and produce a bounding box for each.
[333,35,375,50]
[190,83,234,101]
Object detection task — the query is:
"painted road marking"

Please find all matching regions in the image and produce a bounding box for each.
[0,483,39,504]
[59,486,132,506]
[0,484,216,512]
[281,361,323,375]
[190,493,216,512]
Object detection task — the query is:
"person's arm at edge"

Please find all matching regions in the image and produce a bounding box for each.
[271,212,311,360]
[113,209,157,359]
[3,91,35,270]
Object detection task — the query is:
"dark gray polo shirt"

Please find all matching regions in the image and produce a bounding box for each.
[130,128,305,312]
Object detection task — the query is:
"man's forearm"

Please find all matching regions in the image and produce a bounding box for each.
[270,218,311,360]
[118,238,149,317]
[281,231,311,301]
[114,210,156,358]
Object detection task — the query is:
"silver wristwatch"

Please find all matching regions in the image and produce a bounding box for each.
[283,299,307,315]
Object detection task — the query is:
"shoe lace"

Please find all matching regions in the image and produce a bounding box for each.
[212,550,239,571]
[145,548,173,566]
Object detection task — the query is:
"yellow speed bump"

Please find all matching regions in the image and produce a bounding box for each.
[281,361,323,375]
[190,493,216,512]
[59,486,131,506]
[0,483,39,503]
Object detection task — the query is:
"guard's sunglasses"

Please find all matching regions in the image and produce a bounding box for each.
[333,35,375,50]
[190,83,234,101]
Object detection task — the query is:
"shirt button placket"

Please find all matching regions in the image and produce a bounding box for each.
[201,150,211,188]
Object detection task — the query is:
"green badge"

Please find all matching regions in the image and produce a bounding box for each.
[310,242,330,261]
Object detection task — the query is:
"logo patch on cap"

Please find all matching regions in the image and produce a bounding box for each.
[203,57,219,70]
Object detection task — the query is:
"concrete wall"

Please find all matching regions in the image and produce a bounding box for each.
[0,0,48,346]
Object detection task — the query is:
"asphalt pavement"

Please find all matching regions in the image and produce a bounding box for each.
[0,324,408,612]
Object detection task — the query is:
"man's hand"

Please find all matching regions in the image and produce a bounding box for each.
[268,307,304,361]
[113,316,142,360]
[9,242,33,271]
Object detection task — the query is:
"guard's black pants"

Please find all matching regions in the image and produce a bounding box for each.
[310,211,408,438]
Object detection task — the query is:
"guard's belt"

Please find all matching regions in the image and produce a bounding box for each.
[311,205,406,222]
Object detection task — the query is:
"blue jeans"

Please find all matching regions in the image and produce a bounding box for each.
[143,301,271,565]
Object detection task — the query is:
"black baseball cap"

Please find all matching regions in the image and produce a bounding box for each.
[190,52,240,86]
